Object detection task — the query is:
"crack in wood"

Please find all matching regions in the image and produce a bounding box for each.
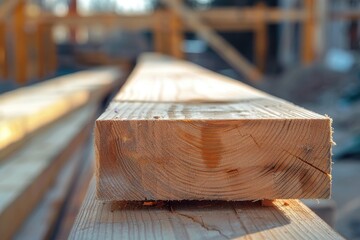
[169,207,230,239]
[282,149,329,176]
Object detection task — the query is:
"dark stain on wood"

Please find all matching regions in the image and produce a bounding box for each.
[200,125,222,168]
[226,169,239,175]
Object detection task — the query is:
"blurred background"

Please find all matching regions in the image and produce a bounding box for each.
[1,0,360,239]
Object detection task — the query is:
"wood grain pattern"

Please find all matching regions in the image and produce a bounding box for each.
[95,54,332,201]
[0,67,122,161]
[70,180,343,240]
[302,0,316,64]
[0,105,96,240]
[54,145,95,240]
[34,8,307,29]
[14,145,86,240]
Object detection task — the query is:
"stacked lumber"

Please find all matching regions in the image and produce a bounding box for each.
[69,54,340,239]
[95,53,332,201]
[0,67,122,160]
[15,141,93,240]
[0,106,96,240]
[0,67,124,239]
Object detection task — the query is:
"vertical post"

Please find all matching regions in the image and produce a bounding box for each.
[302,0,316,64]
[154,5,184,59]
[13,0,27,84]
[254,2,267,72]
[154,10,165,54]
[154,10,171,55]
[169,5,184,59]
[0,22,8,79]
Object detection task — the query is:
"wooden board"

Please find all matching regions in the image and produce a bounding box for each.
[69,180,343,240]
[0,67,122,161]
[0,105,97,240]
[14,141,90,240]
[95,54,332,201]
[54,153,94,240]
[34,8,307,30]
[14,148,83,240]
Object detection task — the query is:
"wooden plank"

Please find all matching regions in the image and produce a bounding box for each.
[0,67,122,161]
[35,13,155,30]
[0,105,97,240]
[95,54,332,201]
[161,0,262,82]
[32,7,307,29]
[302,199,336,227]
[54,149,94,240]
[69,180,343,240]
[34,12,253,31]
[14,143,88,240]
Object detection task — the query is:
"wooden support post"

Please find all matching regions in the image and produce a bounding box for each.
[153,10,167,55]
[0,22,8,79]
[160,0,263,82]
[302,0,316,64]
[169,8,184,59]
[13,0,27,84]
[254,2,268,72]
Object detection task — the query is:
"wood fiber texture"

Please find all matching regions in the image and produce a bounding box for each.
[95,54,332,201]
[70,180,343,240]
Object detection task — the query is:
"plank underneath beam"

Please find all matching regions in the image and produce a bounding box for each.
[70,180,343,240]
[95,54,332,201]
[0,105,97,240]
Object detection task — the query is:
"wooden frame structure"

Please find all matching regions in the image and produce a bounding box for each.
[1,0,359,84]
